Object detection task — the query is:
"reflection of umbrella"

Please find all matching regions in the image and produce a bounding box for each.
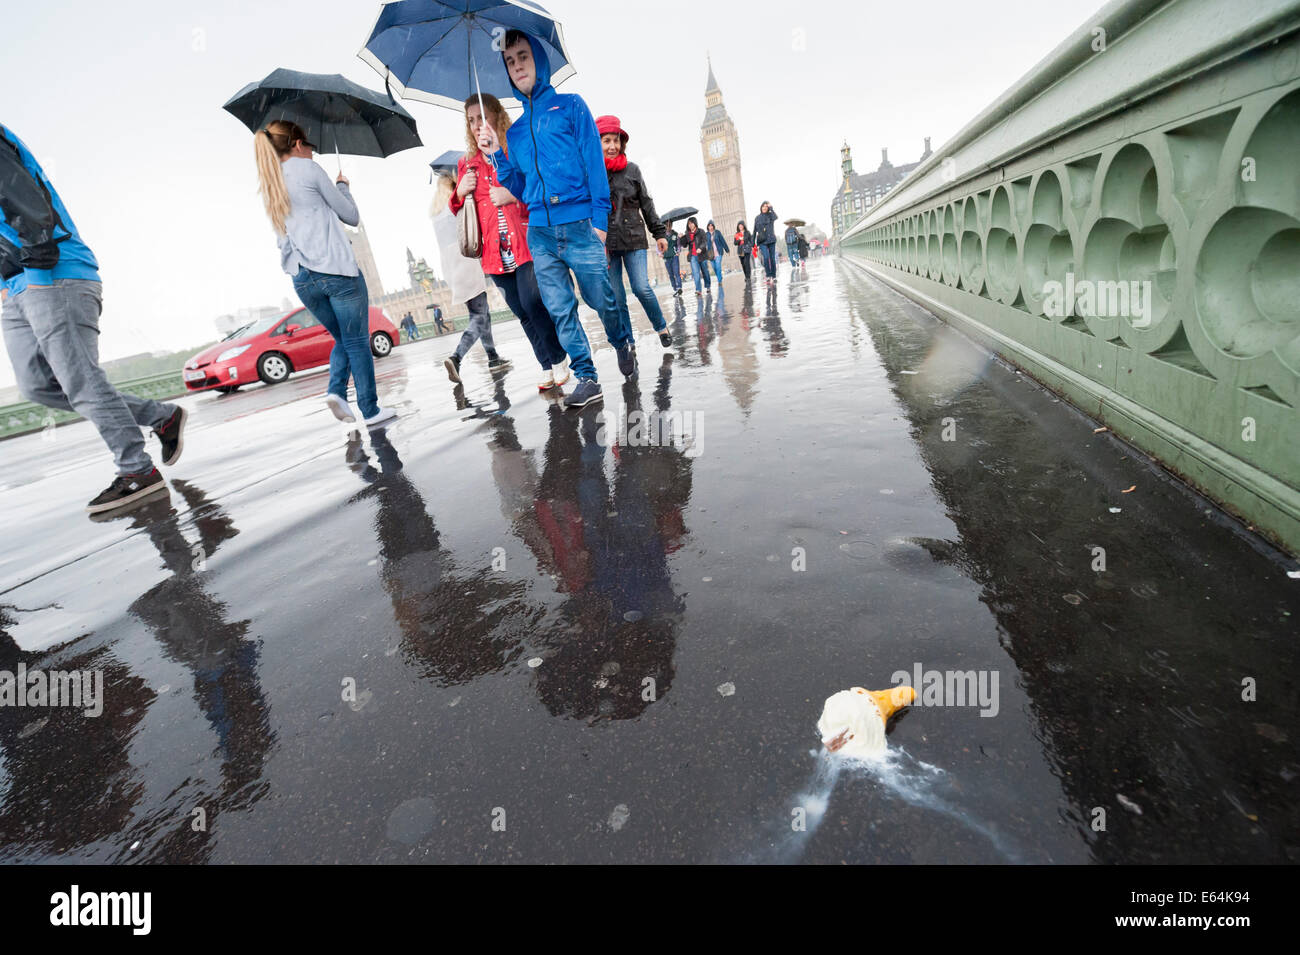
[660,206,698,225]
[429,149,465,178]
[784,218,806,227]
[359,0,576,112]
[223,69,422,158]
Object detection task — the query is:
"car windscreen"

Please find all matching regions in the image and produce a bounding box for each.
[224,313,289,341]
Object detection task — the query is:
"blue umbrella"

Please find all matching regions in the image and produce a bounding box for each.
[358,0,575,111]
[429,148,464,178]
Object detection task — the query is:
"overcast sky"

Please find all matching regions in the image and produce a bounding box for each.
[0,0,1104,387]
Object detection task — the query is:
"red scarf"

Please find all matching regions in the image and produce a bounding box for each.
[604,153,628,172]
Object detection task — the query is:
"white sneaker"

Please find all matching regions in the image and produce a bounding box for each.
[538,367,556,391]
[325,393,356,422]
[363,406,398,428]
[552,359,570,387]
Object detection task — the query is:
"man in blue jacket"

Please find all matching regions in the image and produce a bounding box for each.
[479,30,637,408]
[1,126,186,513]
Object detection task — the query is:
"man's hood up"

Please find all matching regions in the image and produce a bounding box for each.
[504,34,553,103]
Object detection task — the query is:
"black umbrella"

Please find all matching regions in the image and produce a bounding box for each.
[223,69,422,159]
[660,206,699,225]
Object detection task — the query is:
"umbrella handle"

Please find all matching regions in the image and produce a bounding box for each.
[471,58,496,173]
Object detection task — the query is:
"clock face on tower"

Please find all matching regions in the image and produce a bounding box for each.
[709,138,725,158]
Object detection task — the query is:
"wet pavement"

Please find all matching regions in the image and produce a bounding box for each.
[1,259,1296,864]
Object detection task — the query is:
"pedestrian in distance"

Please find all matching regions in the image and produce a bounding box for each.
[663,225,683,296]
[483,29,636,409]
[785,223,802,272]
[254,120,397,429]
[797,232,810,269]
[753,200,779,283]
[432,304,449,334]
[450,91,570,392]
[1,126,187,513]
[431,174,511,384]
[705,220,729,286]
[679,217,713,296]
[596,114,673,351]
[734,220,754,285]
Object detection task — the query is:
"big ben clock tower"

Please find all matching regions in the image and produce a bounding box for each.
[700,57,747,237]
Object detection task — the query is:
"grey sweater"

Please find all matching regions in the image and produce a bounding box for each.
[277,157,360,278]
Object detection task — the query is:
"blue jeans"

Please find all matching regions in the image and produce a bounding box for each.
[788,245,801,268]
[759,243,777,278]
[453,292,495,360]
[711,256,724,284]
[664,256,682,291]
[492,261,566,369]
[291,267,379,418]
[606,247,667,333]
[527,218,628,381]
[688,255,712,292]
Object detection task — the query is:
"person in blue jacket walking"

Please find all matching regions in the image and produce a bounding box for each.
[479,30,638,408]
[705,221,729,287]
[784,223,802,272]
[1,126,187,514]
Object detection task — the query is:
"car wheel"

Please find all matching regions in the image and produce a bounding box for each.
[257,352,291,384]
[370,332,393,357]
[216,385,239,394]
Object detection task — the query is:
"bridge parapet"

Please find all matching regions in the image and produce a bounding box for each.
[841,0,1300,553]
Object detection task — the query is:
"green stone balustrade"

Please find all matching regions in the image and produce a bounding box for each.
[839,0,1300,553]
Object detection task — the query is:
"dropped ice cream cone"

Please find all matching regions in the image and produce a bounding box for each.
[818,685,917,758]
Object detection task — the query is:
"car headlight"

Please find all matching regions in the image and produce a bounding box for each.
[216,345,251,362]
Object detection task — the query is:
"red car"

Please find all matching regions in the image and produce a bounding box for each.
[182,306,398,394]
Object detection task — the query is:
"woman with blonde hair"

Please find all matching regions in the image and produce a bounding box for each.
[448,92,569,391]
[253,119,396,426]
[431,172,503,383]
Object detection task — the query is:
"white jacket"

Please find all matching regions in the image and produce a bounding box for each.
[432,209,488,305]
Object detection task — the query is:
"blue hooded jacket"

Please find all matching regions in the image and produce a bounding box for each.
[492,35,610,233]
[0,126,100,294]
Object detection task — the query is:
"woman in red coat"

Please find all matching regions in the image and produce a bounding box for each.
[448,93,569,391]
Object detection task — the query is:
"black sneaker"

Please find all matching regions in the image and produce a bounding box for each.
[565,377,603,409]
[444,354,462,383]
[658,330,672,348]
[86,468,167,514]
[152,405,187,467]
[488,355,512,373]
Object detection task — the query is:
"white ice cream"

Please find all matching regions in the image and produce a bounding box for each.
[818,688,887,758]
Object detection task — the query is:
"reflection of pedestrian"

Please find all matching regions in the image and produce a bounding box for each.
[597,115,673,350]
[254,119,397,428]
[753,200,779,282]
[2,125,187,513]
[451,92,570,391]
[432,304,449,334]
[527,382,691,722]
[705,221,729,285]
[432,174,511,383]
[663,227,683,296]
